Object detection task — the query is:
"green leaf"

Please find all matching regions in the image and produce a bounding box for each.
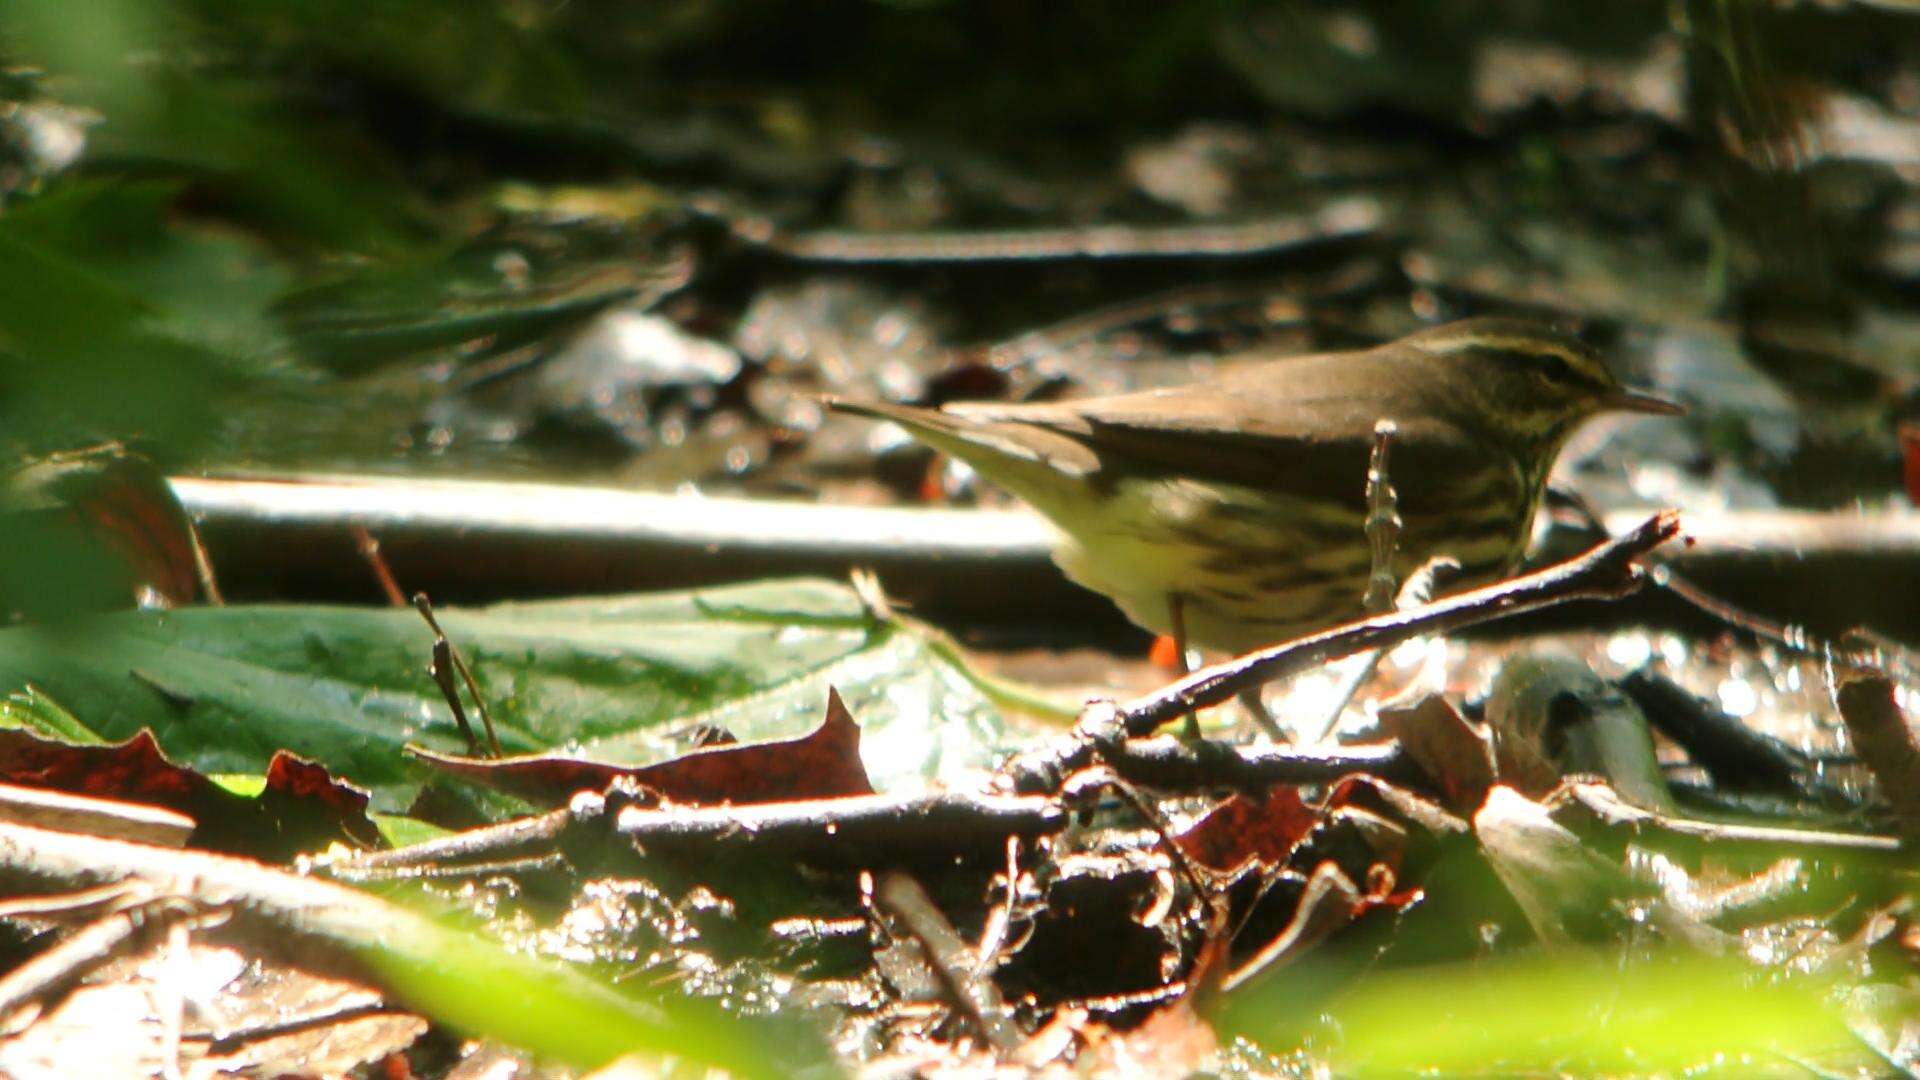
[0,578,1009,812]
[1224,949,1853,1075]
[0,685,99,744]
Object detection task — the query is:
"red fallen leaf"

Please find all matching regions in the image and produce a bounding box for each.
[0,727,219,807]
[1174,785,1319,874]
[409,688,875,808]
[0,728,377,857]
[262,752,382,850]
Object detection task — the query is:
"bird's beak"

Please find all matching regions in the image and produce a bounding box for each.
[1607,386,1685,416]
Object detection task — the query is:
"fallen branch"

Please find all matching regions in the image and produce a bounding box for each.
[1064,738,1411,796]
[1002,512,1681,793]
[873,871,1022,1054]
[607,789,1065,861]
[1619,666,1809,797]
[322,810,569,882]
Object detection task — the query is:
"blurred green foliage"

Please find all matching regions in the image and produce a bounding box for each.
[1223,949,1856,1075]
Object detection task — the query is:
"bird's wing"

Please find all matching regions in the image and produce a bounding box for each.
[949,380,1483,512]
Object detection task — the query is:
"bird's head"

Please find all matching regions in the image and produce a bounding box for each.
[1402,317,1682,452]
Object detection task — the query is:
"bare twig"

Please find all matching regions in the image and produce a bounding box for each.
[1059,768,1216,913]
[972,838,1022,977]
[350,524,408,607]
[423,636,476,754]
[1023,738,1409,796]
[320,809,569,882]
[334,789,1065,882]
[873,871,1022,1054]
[1619,666,1810,797]
[1651,567,1836,660]
[186,519,224,607]
[610,790,1065,861]
[1557,492,1862,664]
[1001,513,1680,793]
[413,593,501,757]
[1128,513,1677,732]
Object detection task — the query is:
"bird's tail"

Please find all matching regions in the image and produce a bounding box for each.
[823,396,1095,510]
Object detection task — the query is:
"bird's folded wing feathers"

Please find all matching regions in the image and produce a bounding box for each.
[954,394,1481,511]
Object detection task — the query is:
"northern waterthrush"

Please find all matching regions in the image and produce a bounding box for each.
[830,317,1681,656]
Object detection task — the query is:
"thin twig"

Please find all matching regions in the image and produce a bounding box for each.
[1127,513,1678,732]
[185,519,224,607]
[1559,491,1908,674]
[350,524,408,607]
[413,593,501,757]
[1059,768,1216,914]
[1652,566,1833,659]
[319,810,571,883]
[971,838,1022,978]
[1001,513,1680,794]
[873,871,1023,1054]
[422,632,476,754]
[1657,576,1920,687]
[0,780,193,848]
[611,790,1066,860]
[1052,738,1411,796]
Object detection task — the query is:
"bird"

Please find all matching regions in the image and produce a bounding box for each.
[828,316,1681,658]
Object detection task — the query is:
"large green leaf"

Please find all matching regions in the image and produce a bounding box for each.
[0,579,1011,811]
